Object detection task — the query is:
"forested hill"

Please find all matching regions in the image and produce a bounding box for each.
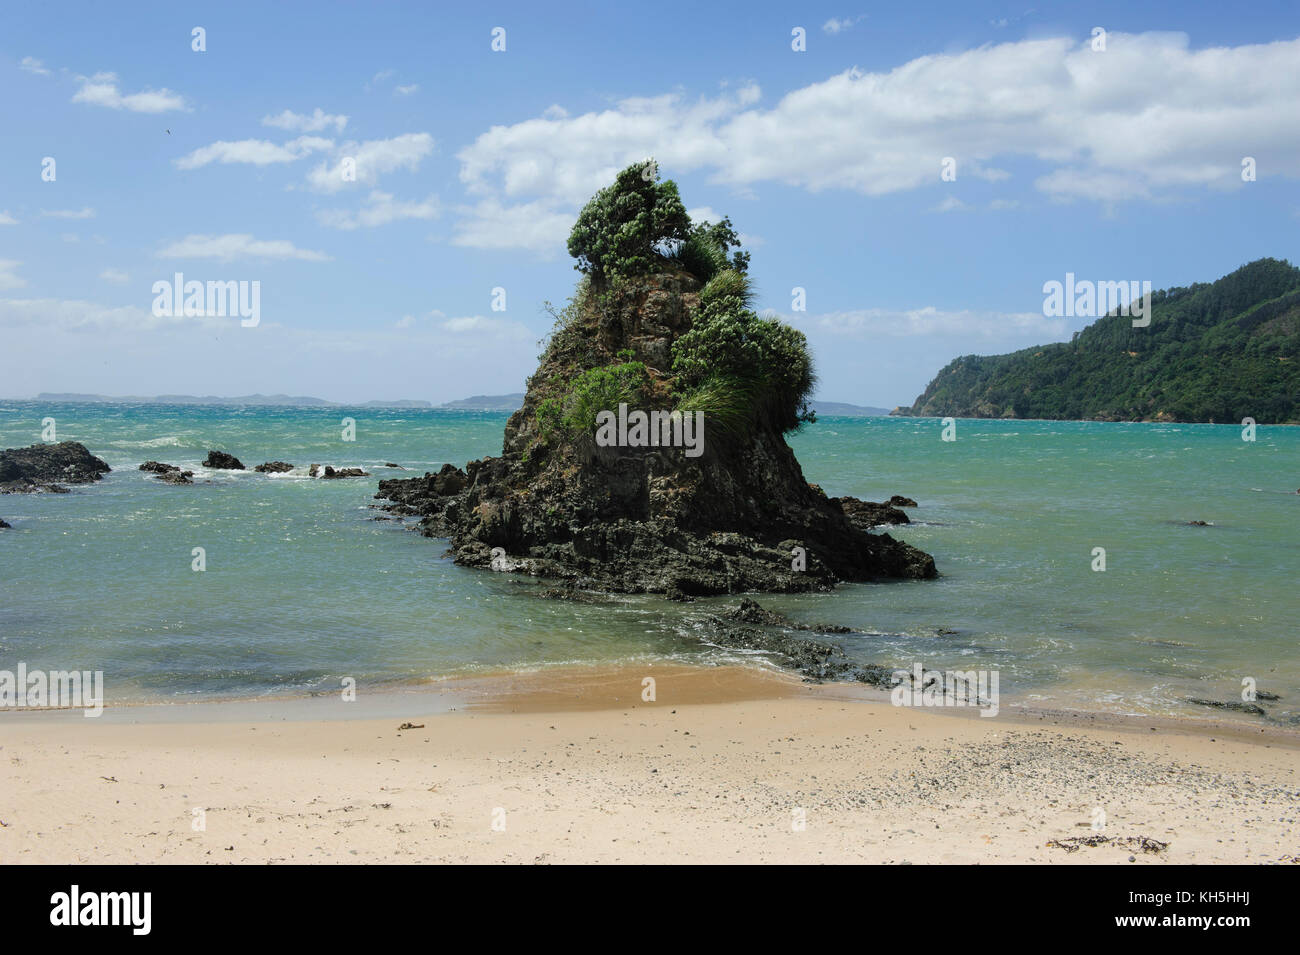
[897,258,1300,424]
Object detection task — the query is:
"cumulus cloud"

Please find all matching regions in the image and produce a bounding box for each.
[451,32,1300,251]
[72,72,186,112]
[316,191,440,229]
[157,234,331,262]
[306,133,435,193]
[175,136,334,169]
[451,198,576,256]
[261,108,348,133]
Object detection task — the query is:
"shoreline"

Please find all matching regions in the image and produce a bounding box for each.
[4,661,1296,747]
[4,663,1298,864]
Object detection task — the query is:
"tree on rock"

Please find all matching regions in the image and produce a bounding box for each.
[566,160,691,281]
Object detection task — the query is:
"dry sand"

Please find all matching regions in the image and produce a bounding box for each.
[2,663,1298,864]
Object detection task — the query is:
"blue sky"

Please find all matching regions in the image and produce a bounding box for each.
[2,1,1298,406]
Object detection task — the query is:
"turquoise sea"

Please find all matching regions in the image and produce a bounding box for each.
[1,400,1296,722]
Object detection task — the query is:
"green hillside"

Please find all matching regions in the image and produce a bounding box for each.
[898,258,1300,424]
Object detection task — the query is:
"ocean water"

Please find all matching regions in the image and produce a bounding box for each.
[1,400,1296,722]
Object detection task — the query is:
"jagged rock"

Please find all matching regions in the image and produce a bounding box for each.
[0,442,111,493]
[203,451,244,470]
[254,461,294,473]
[724,597,851,633]
[0,518,10,528]
[832,496,911,529]
[139,461,194,484]
[319,466,368,479]
[376,268,936,595]
[701,606,909,685]
[888,495,918,508]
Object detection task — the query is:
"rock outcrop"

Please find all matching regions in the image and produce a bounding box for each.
[0,442,111,493]
[139,461,194,484]
[203,451,244,470]
[254,461,295,473]
[377,273,937,595]
[311,464,369,479]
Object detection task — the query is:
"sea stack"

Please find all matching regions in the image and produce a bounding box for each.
[377,162,936,595]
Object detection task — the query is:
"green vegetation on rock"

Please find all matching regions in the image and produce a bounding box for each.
[530,162,816,449]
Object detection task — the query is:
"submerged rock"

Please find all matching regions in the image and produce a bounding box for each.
[254,461,294,473]
[1186,697,1267,716]
[203,451,245,470]
[0,441,112,493]
[0,518,10,528]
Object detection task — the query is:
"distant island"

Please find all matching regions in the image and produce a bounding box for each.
[438,393,526,411]
[810,401,892,417]
[895,258,1300,424]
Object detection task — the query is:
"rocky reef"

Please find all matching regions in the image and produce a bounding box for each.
[377,163,936,596]
[0,441,111,493]
[203,451,244,470]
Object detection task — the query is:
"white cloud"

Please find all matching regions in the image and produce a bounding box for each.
[176,136,334,169]
[686,206,721,224]
[439,315,532,341]
[157,234,331,262]
[317,191,440,229]
[261,108,348,134]
[811,306,1066,340]
[0,211,17,225]
[930,196,970,213]
[0,261,25,290]
[61,233,80,243]
[365,69,395,91]
[394,84,419,96]
[0,297,539,402]
[451,198,576,256]
[72,72,186,113]
[451,32,1300,252]
[40,207,95,219]
[306,132,435,193]
[0,297,239,332]
[20,57,50,75]
[823,16,866,34]
[99,268,129,284]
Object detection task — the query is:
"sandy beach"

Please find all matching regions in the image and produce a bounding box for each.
[2,664,1297,865]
